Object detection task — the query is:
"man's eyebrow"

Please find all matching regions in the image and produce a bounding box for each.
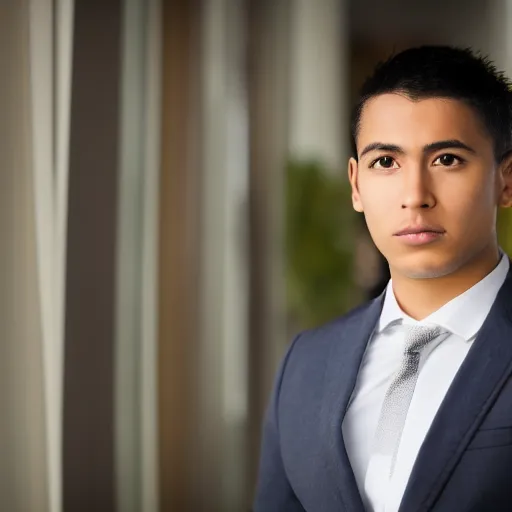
[359,143,404,158]
[423,139,476,154]
[358,139,476,159]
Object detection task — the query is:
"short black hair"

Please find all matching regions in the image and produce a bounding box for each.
[351,46,512,162]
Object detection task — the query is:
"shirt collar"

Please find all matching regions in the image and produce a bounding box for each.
[377,252,510,341]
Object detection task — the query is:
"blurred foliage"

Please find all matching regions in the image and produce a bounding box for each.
[285,160,359,331]
[498,208,512,256]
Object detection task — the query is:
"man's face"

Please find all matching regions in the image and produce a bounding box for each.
[349,93,512,279]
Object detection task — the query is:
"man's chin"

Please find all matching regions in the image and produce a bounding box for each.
[391,254,460,280]
[401,266,455,280]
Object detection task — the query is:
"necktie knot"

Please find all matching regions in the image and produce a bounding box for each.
[404,325,442,355]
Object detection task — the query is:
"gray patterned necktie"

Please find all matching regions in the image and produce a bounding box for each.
[373,325,442,475]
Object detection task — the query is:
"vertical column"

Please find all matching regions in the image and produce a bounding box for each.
[115,0,162,511]
[115,0,147,510]
[196,0,250,509]
[63,1,122,510]
[288,0,347,172]
[246,0,291,499]
[158,0,202,509]
[139,2,162,510]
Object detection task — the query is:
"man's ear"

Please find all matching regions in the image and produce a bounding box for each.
[348,157,364,212]
[498,153,512,208]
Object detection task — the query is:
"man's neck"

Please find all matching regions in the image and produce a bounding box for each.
[390,245,501,321]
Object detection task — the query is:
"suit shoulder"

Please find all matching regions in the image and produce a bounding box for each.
[296,299,377,347]
[274,299,380,415]
[284,298,379,368]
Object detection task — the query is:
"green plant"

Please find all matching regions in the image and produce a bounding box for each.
[285,160,359,331]
[498,208,512,256]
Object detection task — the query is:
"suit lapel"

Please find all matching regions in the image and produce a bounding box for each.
[320,294,384,512]
[399,267,512,512]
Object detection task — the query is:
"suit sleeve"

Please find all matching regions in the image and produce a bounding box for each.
[253,334,306,512]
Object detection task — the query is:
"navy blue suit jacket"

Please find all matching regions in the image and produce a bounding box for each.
[254,265,512,511]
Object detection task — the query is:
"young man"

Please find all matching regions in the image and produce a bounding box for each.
[253,46,512,512]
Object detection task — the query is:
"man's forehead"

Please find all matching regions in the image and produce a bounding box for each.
[357,93,490,150]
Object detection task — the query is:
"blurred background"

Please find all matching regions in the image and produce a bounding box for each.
[3,0,512,511]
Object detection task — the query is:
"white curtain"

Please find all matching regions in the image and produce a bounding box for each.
[0,1,72,511]
[28,1,74,512]
[0,2,47,509]
[3,1,161,510]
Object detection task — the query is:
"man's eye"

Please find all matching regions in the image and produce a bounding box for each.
[433,154,462,166]
[371,156,398,169]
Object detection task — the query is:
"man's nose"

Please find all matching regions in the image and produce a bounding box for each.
[400,167,436,210]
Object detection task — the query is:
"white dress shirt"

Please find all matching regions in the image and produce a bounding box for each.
[342,253,510,512]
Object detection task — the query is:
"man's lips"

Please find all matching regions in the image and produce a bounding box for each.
[393,225,446,246]
[394,226,446,236]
